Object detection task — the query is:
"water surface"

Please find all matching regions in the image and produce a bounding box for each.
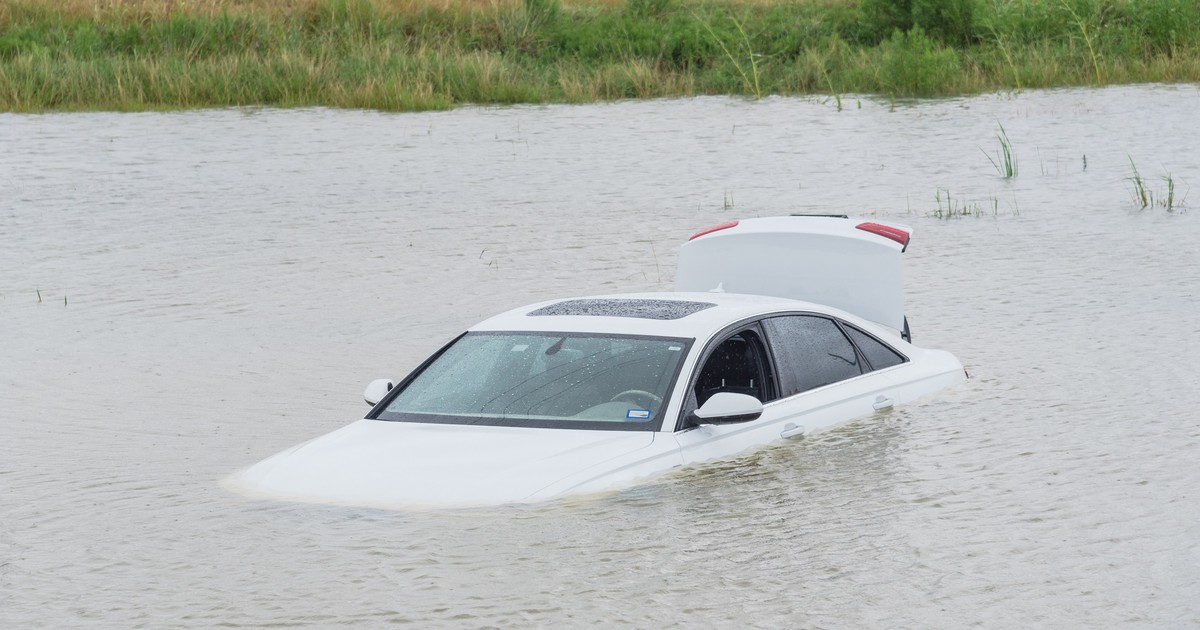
[2,85,1199,628]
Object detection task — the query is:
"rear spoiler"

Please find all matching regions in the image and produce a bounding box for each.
[790,214,911,252]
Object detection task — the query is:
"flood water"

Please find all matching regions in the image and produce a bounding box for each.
[3,84,1199,628]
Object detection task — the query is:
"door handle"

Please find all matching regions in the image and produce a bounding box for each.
[873,395,894,411]
[780,422,806,438]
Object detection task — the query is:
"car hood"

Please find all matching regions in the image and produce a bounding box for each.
[229,419,658,508]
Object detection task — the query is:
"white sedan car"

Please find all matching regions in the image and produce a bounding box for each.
[232,216,965,508]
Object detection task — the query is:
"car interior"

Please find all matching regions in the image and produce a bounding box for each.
[693,330,771,407]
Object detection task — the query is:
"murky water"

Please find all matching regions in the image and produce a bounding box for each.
[3,85,1199,628]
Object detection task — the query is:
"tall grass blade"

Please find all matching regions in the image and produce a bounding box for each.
[1061,0,1104,84]
[1128,156,1151,209]
[981,122,1017,178]
[692,9,761,99]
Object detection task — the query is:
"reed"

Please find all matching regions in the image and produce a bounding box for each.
[932,188,982,219]
[982,122,1017,178]
[1128,157,1151,209]
[1128,157,1187,212]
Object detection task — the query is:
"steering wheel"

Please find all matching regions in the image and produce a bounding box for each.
[609,389,663,409]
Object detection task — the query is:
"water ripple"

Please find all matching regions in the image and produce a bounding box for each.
[2,86,1199,628]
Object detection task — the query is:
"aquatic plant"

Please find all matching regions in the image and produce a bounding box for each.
[981,122,1017,178]
[1128,157,1188,212]
[1128,157,1151,209]
[1159,173,1189,212]
[821,66,842,111]
[932,188,982,219]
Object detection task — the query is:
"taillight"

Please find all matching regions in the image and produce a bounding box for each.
[689,220,739,241]
[856,222,910,250]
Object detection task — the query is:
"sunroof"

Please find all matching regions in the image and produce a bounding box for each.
[527,298,716,320]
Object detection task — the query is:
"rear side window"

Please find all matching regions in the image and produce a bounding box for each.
[844,325,907,371]
[765,315,862,397]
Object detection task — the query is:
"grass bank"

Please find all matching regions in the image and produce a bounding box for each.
[2,0,1199,112]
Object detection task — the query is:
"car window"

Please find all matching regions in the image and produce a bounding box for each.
[692,328,775,407]
[764,315,863,397]
[844,325,907,371]
[374,332,691,431]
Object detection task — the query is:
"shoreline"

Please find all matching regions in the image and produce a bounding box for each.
[3,0,1199,113]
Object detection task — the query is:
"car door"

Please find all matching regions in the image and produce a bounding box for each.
[672,314,901,466]
[671,321,787,464]
[759,313,905,433]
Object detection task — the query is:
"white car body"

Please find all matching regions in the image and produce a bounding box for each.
[231,217,965,508]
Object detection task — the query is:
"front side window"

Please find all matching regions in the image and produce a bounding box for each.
[373,332,691,431]
[765,315,863,397]
[691,329,775,407]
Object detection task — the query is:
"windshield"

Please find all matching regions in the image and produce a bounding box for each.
[373,332,692,431]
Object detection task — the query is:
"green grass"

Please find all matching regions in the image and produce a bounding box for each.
[693,8,763,99]
[1128,156,1188,212]
[931,188,983,219]
[2,0,1200,111]
[982,122,1017,178]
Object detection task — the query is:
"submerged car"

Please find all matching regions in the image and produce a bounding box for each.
[231,216,965,508]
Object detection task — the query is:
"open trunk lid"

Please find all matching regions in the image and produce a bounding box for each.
[676,215,912,332]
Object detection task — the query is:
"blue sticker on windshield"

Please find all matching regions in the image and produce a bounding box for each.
[626,409,652,420]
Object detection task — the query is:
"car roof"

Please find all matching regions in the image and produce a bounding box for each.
[468,292,872,338]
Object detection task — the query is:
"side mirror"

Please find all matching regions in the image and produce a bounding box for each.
[363,379,394,406]
[687,392,763,427]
